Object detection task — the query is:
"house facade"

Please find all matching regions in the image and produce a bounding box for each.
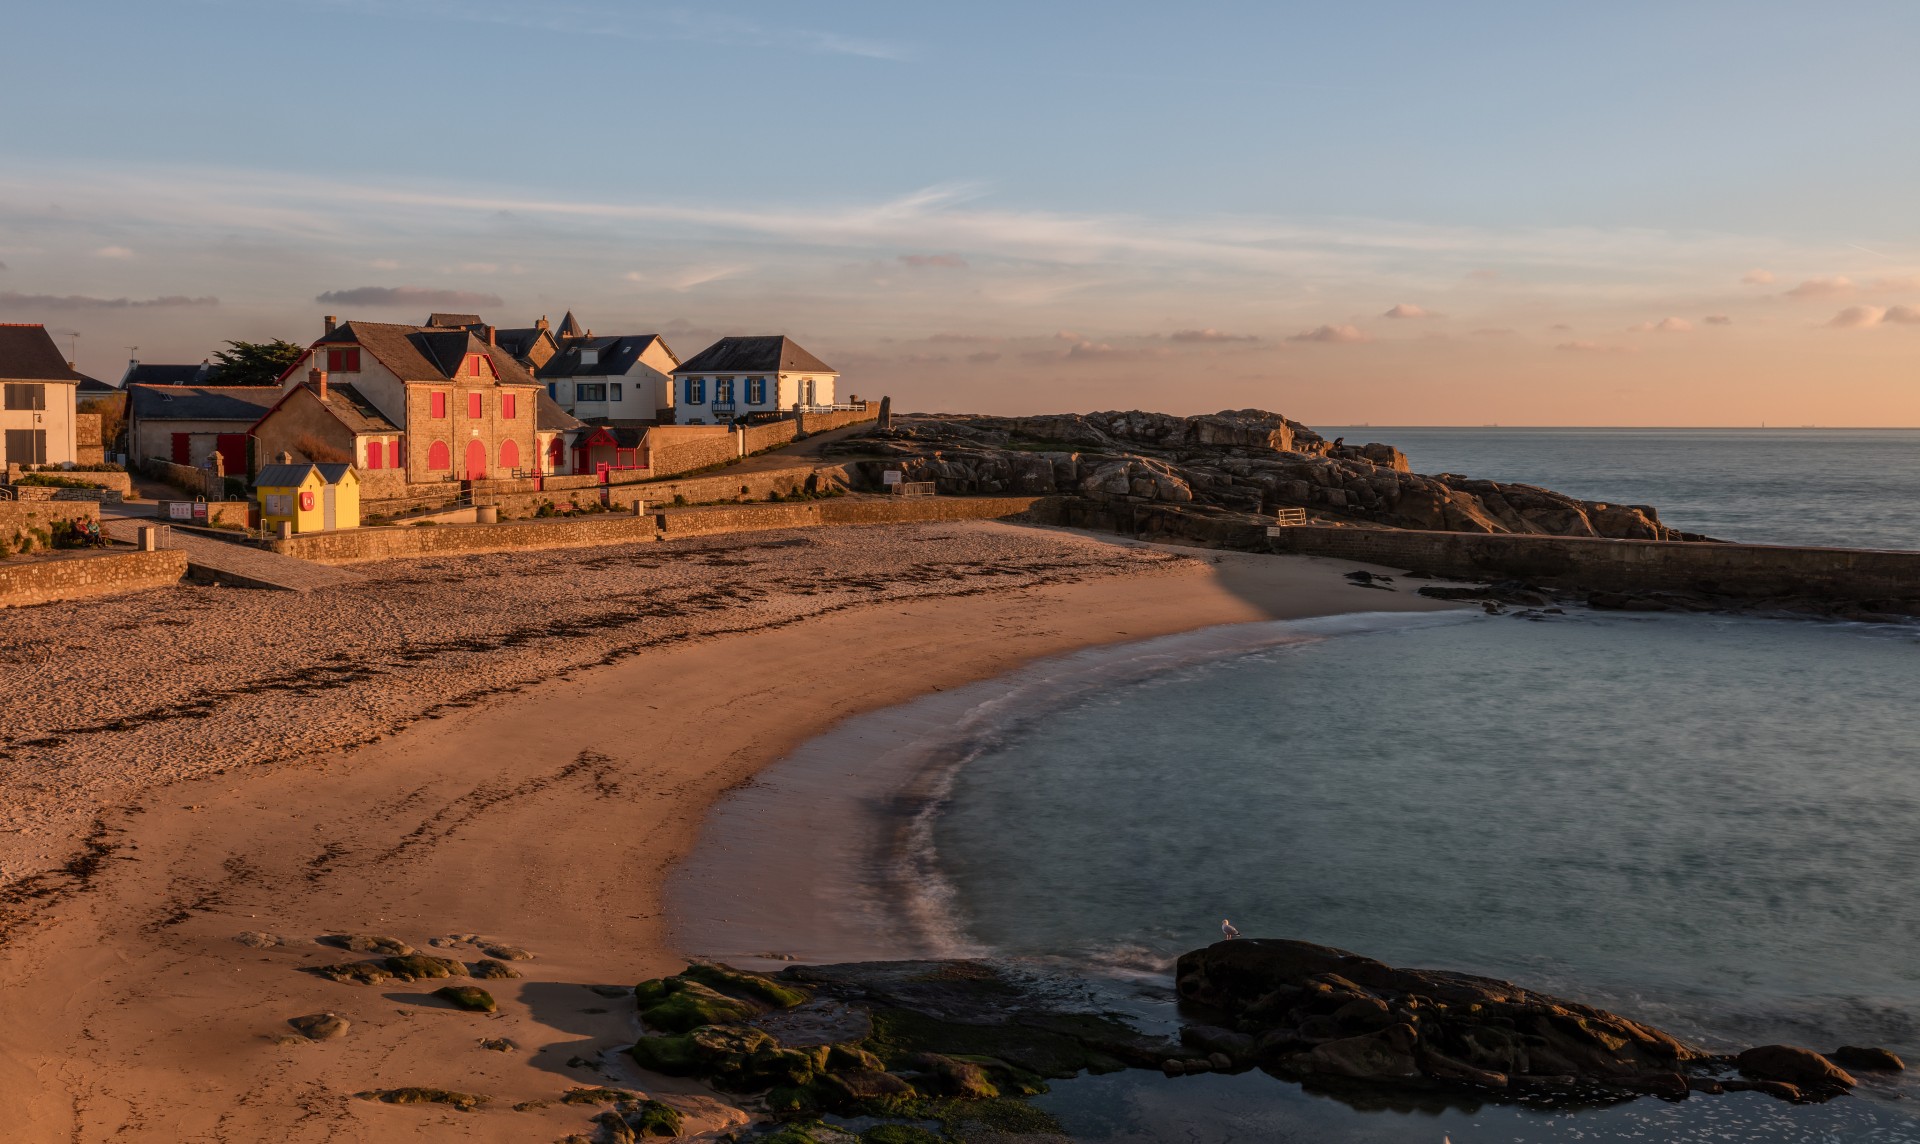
[275,317,546,482]
[671,336,838,425]
[127,384,278,473]
[249,370,403,476]
[540,325,680,423]
[0,324,81,468]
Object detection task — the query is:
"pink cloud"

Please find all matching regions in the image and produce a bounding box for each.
[1469,328,1514,338]
[899,253,968,269]
[1872,275,1920,292]
[1741,269,1775,285]
[1885,305,1920,324]
[1383,303,1439,319]
[1630,316,1693,333]
[1287,324,1368,344]
[1053,330,1082,341]
[1168,328,1258,342]
[1826,305,1885,328]
[1785,276,1854,300]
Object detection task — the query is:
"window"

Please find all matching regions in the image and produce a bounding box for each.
[577,383,607,401]
[4,428,46,465]
[3,383,45,410]
[747,377,766,404]
[366,440,383,469]
[468,392,483,418]
[715,378,733,403]
[325,347,361,372]
[427,440,451,470]
[502,393,518,419]
[609,383,622,403]
[430,392,448,418]
[466,353,493,378]
[265,493,292,516]
[686,378,705,404]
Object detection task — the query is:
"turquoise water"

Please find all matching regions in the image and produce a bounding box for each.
[928,611,1920,1140]
[1319,427,1920,550]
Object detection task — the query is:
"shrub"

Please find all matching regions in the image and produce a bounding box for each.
[14,473,97,489]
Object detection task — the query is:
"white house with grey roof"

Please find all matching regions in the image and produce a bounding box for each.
[0,324,82,469]
[671,336,838,425]
[537,312,680,423]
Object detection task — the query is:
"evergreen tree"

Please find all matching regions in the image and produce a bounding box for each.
[210,338,305,386]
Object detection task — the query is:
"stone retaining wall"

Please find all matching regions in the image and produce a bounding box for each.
[1267,524,1920,604]
[796,406,878,435]
[143,457,222,499]
[738,420,800,454]
[0,549,187,608]
[270,495,1049,564]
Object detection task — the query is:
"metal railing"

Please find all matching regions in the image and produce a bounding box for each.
[1272,507,1308,526]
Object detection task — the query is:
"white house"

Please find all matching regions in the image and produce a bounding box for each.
[0,324,83,469]
[671,336,838,425]
[539,314,679,423]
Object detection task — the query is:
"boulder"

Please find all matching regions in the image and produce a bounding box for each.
[323,934,413,957]
[287,1012,350,1041]
[1830,1045,1904,1072]
[1735,1045,1856,1096]
[435,986,497,1013]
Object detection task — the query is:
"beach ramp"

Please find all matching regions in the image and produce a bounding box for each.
[101,520,363,592]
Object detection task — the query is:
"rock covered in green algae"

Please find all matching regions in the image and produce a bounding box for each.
[322,934,414,956]
[470,958,520,979]
[356,1087,487,1112]
[387,953,465,981]
[638,979,764,1033]
[435,985,498,1012]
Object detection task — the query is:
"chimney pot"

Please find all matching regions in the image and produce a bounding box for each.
[536,315,549,331]
[323,315,337,333]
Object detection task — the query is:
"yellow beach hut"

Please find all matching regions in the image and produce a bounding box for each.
[256,458,360,533]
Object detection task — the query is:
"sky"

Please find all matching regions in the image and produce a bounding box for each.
[3,0,1920,425]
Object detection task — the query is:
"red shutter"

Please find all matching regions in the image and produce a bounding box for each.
[170,433,191,465]
[502,393,517,419]
[468,392,483,418]
[387,439,401,469]
[366,440,382,470]
[431,392,446,418]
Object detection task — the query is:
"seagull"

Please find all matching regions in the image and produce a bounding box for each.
[1221,919,1240,940]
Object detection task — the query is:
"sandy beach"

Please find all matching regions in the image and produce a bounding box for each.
[0,519,1455,1142]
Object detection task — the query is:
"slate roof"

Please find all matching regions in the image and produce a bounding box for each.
[556,311,584,338]
[493,326,552,360]
[536,390,583,432]
[76,374,120,394]
[580,424,647,448]
[317,383,400,434]
[538,334,672,378]
[257,461,354,487]
[425,312,484,329]
[128,384,280,421]
[674,336,834,375]
[0,324,83,382]
[314,321,538,386]
[124,362,220,385]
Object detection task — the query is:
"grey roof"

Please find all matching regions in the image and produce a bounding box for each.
[493,326,553,360]
[315,321,538,387]
[313,382,400,434]
[0,324,83,383]
[76,374,119,394]
[124,362,220,385]
[257,461,353,487]
[425,312,484,328]
[538,334,672,378]
[557,311,584,338]
[128,383,280,421]
[536,389,583,431]
[674,335,834,375]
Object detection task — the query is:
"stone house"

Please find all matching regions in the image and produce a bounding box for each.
[0,324,82,468]
[280,316,546,484]
[127,384,278,473]
[248,370,403,476]
[672,336,838,425]
[535,390,583,475]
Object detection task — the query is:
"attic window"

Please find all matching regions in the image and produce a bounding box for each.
[579,348,599,367]
[467,354,494,378]
[326,347,361,372]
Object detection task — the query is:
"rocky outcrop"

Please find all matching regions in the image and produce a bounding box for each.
[833,410,1691,542]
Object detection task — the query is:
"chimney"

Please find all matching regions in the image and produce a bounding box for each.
[323,315,337,334]
[487,326,497,346]
[535,315,549,332]
[308,367,328,400]
[279,451,293,465]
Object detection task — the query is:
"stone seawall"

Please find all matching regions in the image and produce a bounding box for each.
[270,495,1050,564]
[0,550,187,608]
[1268,525,1920,605]
[2,501,101,534]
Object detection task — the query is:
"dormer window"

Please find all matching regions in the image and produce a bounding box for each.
[466,354,494,378]
[579,348,599,367]
[326,347,361,372]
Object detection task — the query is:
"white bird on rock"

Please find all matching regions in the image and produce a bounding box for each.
[1221,919,1240,939]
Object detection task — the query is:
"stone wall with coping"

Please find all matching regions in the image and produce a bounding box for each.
[738,419,799,454]
[796,405,878,435]
[0,549,186,608]
[269,494,1050,563]
[1,501,101,537]
[646,429,740,478]
[1266,524,1920,604]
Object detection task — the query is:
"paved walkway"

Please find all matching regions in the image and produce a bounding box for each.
[100,520,363,592]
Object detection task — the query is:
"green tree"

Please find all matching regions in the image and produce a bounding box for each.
[211,338,305,386]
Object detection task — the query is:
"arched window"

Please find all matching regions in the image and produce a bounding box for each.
[427,440,451,470]
[498,439,520,472]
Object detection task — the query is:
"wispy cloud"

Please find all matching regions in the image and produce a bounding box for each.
[0,291,216,310]
[1703,315,1732,325]
[1785,275,1853,300]
[1168,328,1258,342]
[1288,324,1367,344]
[314,285,503,308]
[1382,303,1439,319]
[1871,275,1920,292]
[1630,316,1693,332]
[1742,268,1774,284]
[1827,304,1920,329]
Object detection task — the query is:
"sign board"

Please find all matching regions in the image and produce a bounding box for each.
[167,502,191,520]
[882,470,903,485]
[191,502,208,522]
[299,490,316,511]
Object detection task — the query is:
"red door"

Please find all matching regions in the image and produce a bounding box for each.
[215,434,246,476]
[171,433,191,465]
[464,438,487,479]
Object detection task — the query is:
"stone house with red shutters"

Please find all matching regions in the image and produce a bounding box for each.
[252,316,545,490]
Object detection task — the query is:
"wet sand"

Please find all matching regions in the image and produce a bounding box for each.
[0,520,1452,1141]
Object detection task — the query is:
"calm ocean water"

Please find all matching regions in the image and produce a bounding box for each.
[1319,427,1920,550]
[928,612,1920,1142]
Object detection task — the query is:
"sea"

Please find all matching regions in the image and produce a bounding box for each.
[673,429,1920,1142]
